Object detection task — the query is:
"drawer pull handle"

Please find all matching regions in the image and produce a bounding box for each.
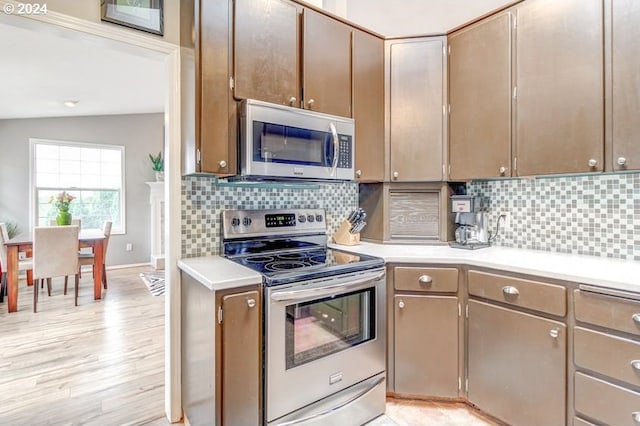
[631,360,640,371]
[632,412,640,424]
[398,300,405,309]
[633,313,640,325]
[418,275,433,285]
[502,286,520,296]
[247,298,256,308]
[549,328,560,339]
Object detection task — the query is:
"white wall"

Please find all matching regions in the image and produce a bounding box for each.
[0,113,164,266]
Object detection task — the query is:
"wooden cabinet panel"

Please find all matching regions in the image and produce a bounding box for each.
[353,30,385,182]
[515,0,603,176]
[233,0,300,107]
[389,38,445,182]
[611,0,640,171]
[197,0,236,175]
[574,326,640,388]
[302,8,352,117]
[221,290,261,426]
[468,270,566,317]
[575,372,640,426]
[394,266,458,293]
[574,289,640,337]
[394,295,459,397]
[468,300,566,426]
[448,12,512,180]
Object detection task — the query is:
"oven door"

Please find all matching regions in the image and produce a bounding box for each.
[265,268,386,423]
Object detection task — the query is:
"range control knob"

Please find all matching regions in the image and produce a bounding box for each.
[242,217,252,227]
[231,217,241,227]
[298,215,306,223]
[307,214,315,223]
[315,214,323,222]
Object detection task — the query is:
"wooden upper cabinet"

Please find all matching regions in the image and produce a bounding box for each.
[515,0,604,176]
[389,38,446,182]
[611,0,640,171]
[302,8,352,117]
[353,30,384,182]
[197,0,236,175]
[448,12,512,181]
[233,0,300,107]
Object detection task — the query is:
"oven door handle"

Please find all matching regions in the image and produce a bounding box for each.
[274,375,385,426]
[270,271,384,303]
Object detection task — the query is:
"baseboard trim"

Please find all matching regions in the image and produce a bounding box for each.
[106,263,151,270]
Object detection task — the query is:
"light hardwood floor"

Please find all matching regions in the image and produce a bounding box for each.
[0,267,166,425]
[0,268,499,426]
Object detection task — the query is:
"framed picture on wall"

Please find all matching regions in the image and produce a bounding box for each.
[101,0,164,36]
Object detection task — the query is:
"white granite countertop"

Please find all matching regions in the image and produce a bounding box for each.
[329,242,640,294]
[178,256,262,291]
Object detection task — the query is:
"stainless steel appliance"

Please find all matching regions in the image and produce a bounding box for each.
[240,99,355,181]
[450,195,490,249]
[222,209,386,426]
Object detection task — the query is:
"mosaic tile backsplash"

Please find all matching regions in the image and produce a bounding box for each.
[467,173,640,261]
[181,176,358,257]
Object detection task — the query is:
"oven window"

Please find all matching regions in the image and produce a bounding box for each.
[285,288,375,370]
[253,121,331,166]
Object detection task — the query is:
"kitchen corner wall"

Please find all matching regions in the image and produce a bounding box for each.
[467,172,640,261]
[181,177,358,257]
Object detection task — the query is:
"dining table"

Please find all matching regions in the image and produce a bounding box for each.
[4,229,105,313]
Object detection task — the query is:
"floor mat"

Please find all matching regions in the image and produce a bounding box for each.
[140,271,165,296]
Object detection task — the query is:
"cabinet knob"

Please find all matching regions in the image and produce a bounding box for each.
[588,158,598,168]
[418,275,433,285]
[288,96,297,106]
[355,169,362,178]
[632,412,640,424]
[549,328,560,339]
[502,286,520,296]
[219,160,227,168]
[398,300,405,309]
[499,166,507,176]
[632,313,640,325]
[392,171,399,179]
[617,156,628,167]
[247,298,256,308]
[307,99,315,107]
[630,360,640,371]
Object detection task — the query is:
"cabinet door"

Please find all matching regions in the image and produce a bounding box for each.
[198,0,236,175]
[449,12,512,180]
[515,0,603,175]
[234,0,300,107]
[394,295,458,397]
[302,8,352,117]
[222,290,261,426]
[353,30,385,182]
[468,300,566,426]
[612,0,640,171]
[389,38,445,182]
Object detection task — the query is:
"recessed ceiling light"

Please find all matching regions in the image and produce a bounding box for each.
[63,100,79,108]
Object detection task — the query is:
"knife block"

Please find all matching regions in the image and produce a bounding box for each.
[332,220,360,246]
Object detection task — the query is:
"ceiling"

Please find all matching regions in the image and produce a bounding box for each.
[0,1,514,120]
[0,14,166,120]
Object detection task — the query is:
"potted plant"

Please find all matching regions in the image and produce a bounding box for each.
[149,151,164,181]
[49,191,76,225]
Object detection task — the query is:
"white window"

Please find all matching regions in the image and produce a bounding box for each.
[31,139,125,234]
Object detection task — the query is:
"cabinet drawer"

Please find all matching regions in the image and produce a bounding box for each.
[574,327,640,388]
[575,372,640,426]
[468,270,566,316]
[394,267,458,293]
[575,290,640,337]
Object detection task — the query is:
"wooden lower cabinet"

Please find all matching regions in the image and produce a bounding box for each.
[468,300,567,426]
[574,372,640,426]
[394,294,459,397]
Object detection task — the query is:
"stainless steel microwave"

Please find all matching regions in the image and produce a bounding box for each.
[240,99,355,181]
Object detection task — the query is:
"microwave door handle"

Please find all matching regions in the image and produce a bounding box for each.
[270,271,384,302]
[329,122,339,176]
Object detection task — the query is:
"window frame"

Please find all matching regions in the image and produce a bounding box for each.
[29,138,126,235]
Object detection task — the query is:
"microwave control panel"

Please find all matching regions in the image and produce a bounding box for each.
[338,135,352,169]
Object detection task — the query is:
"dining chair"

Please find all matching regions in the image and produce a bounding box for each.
[78,221,112,289]
[32,225,79,312]
[0,223,33,303]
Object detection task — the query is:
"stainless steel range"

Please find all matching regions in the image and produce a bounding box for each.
[222,208,386,426]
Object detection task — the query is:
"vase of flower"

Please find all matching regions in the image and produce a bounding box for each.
[149,151,164,182]
[50,191,76,225]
